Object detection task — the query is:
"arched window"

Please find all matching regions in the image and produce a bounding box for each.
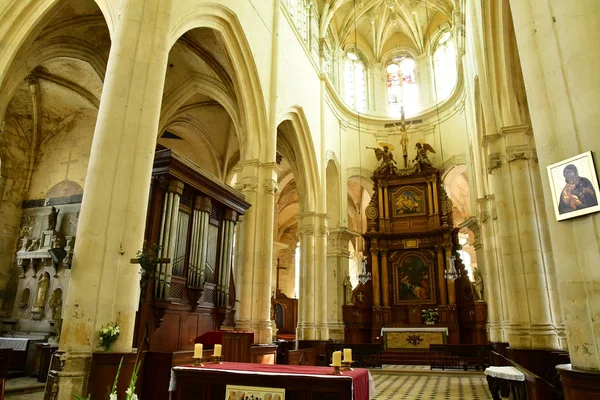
[433,32,457,102]
[387,57,419,117]
[285,0,310,45]
[344,54,367,112]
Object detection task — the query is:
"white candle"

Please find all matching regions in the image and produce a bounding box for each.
[194,343,203,359]
[332,351,342,367]
[214,344,222,357]
[343,348,352,363]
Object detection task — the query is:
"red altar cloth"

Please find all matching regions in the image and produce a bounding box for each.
[172,362,374,400]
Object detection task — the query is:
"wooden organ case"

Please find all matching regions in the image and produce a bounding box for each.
[134,149,250,352]
[343,163,487,345]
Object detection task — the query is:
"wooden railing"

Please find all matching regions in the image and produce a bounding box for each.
[429,344,491,371]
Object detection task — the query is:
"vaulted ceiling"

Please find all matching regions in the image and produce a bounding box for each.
[318,0,455,61]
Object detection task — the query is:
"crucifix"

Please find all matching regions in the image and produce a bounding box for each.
[275,258,287,294]
[60,150,79,180]
[394,106,412,168]
[356,291,365,303]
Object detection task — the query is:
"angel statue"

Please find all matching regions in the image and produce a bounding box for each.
[413,141,436,172]
[367,143,398,174]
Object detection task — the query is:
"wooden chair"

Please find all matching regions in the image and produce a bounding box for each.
[0,349,12,400]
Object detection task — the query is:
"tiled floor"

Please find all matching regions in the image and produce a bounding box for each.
[371,365,493,400]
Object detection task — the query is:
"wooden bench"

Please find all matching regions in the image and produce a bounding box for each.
[430,344,491,371]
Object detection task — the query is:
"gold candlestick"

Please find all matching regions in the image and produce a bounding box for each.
[342,361,354,371]
[193,357,204,367]
[330,364,343,375]
[212,355,223,364]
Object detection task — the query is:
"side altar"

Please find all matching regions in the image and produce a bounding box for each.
[343,134,487,349]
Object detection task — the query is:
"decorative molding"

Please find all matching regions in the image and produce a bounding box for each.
[506,145,537,163]
[263,178,278,194]
[234,176,258,193]
[487,153,502,174]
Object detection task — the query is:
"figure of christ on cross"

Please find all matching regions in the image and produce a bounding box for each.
[394,106,412,168]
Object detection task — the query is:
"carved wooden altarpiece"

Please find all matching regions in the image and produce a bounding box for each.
[343,158,487,345]
[134,149,250,352]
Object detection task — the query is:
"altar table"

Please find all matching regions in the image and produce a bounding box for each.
[170,362,376,400]
[381,327,448,349]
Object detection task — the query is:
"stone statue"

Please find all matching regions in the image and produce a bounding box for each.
[413,141,436,172]
[473,268,484,301]
[26,238,39,252]
[343,275,354,305]
[47,206,59,231]
[368,143,398,174]
[20,238,29,252]
[270,291,277,322]
[33,272,50,311]
[49,289,63,338]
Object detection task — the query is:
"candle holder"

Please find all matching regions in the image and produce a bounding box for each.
[329,364,343,375]
[193,357,204,367]
[212,355,223,364]
[342,361,354,371]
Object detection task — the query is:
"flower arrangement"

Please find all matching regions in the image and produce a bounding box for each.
[421,308,439,324]
[136,241,161,289]
[72,356,141,400]
[98,322,120,351]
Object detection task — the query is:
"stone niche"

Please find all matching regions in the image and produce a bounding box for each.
[2,199,79,339]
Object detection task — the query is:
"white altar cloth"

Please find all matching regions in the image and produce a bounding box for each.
[484,366,525,382]
[0,337,28,351]
[381,327,448,335]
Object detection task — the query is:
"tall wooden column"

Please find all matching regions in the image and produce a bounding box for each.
[436,246,448,305]
[380,248,391,325]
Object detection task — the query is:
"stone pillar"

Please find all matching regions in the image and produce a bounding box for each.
[234,161,278,344]
[508,0,598,368]
[485,126,559,349]
[314,213,329,340]
[57,0,172,397]
[326,228,359,341]
[297,213,316,340]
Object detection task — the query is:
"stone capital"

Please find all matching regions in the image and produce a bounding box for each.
[487,153,502,174]
[263,178,278,194]
[506,145,538,163]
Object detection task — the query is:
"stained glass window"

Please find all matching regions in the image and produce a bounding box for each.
[387,57,419,117]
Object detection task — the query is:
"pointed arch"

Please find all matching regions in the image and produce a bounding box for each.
[169,4,268,161]
[277,106,320,213]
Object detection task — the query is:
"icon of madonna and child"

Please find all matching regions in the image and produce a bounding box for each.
[396,255,432,302]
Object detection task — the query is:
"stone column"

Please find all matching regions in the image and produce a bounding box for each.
[508,0,600,373]
[326,228,359,341]
[315,213,329,340]
[297,213,316,340]
[485,126,560,349]
[237,161,277,344]
[57,0,172,397]
[233,167,258,332]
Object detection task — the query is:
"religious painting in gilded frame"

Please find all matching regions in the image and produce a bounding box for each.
[225,385,285,400]
[391,251,436,304]
[392,186,426,217]
[547,151,600,221]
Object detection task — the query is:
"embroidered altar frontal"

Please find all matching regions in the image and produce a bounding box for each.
[384,330,446,349]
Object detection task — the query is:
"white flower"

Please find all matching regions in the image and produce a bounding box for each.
[109,393,117,400]
[131,394,138,400]
[126,387,133,396]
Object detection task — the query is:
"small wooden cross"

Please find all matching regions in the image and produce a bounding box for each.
[356,291,365,303]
